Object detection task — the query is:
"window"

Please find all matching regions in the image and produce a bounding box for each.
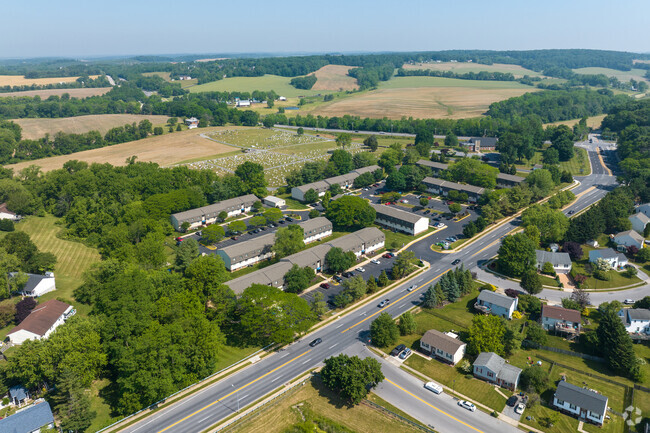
[487,372,494,377]
[569,403,576,410]
[556,399,564,405]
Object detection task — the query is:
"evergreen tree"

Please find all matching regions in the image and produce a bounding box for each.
[597,309,642,381]
[378,270,389,287]
[398,312,417,336]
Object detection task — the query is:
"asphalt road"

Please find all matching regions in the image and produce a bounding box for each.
[122,146,620,433]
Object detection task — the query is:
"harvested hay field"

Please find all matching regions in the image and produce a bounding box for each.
[0,74,101,87]
[310,65,359,91]
[14,114,171,140]
[142,71,172,81]
[312,78,536,119]
[189,74,328,97]
[572,67,649,82]
[0,87,111,99]
[6,126,238,173]
[402,62,541,77]
[545,114,606,129]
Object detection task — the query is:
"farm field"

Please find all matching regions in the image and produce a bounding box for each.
[309,76,537,119]
[6,126,238,173]
[545,114,606,129]
[0,87,112,99]
[402,62,542,77]
[0,74,101,87]
[184,128,371,186]
[310,64,359,91]
[572,67,649,82]
[142,71,172,81]
[14,114,171,139]
[189,74,331,97]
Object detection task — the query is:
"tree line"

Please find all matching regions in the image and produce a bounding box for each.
[397,67,517,82]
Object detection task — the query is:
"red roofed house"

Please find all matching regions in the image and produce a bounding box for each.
[541,304,581,336]
[7,300,75,345]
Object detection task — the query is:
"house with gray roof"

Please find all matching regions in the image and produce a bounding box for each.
[9,385,29,407]
[291,166,381,201]
[10,272,56,297]
[0,401,55,432]
[352,165,381,176]
[475,290,518,319]
[535,250,572,274]
[371,204,429,235]
[588,248,628,269]
[629,212,650,235]
[422,177,486,202]
[170,194,258,231]
[496,173,525,188]
[636,203,650,218]
[416,159,448,176]
[419,329,466,365]
[552,380,609,426]
[618,308,650,335]
[613,230,645,250]
[473,352,521,390]
[216,233,276,271]
[299,217,333,244]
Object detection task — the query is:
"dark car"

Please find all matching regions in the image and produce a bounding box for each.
[567,210,574,215]
[343,272,354,278]
[309,338,322,347]
[320,283,330,289]
[285,217,293,222]
[451,259,461,265]
[507,396,518,407]
[230,236,239,241]
[333,276,343,283]
[390,344,406,357]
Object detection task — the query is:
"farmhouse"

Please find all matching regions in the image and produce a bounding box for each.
[541,304,581,335]
[291,165,380,201]
[7,299,75,345]
[588,248,628,269]
[416,159,448,176]
[475,290,518,319]
[629,212,650,235]
[371,204,429,236]
[535,250,572,274]
[0,202,20,220]
[419,329,466,365]
[236,99,251,107]
[185,117,199,129]
[613,230,644,250]
[473,352,521,391]
[225,228,385,294]
[263,196,286,208]
[496,173,525,188]
[618,308,650,335]
[0,401,55,433]
[422,177,485,202]
[170,194,258,231]
[462,137,498,152]
[9,272,56,297]
[552,380,608,426]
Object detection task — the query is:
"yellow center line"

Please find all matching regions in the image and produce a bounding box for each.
[469,239,500,258]
[156,349,312,433]
[385,378,485,433]
[341,269,451,334]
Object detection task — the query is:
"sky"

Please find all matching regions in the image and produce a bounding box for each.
[2,0,649,58]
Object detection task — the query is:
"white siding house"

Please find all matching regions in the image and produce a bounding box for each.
[588,248,628,269]
[535,250,572,274]
[263,196,286,208]
[7,300,75,345]
[371,204,429,236]
[629,212,650,235]
[419,330,466,365]
[618,309,650,335]
[552,380,608,426]
[10,272,56,297]
[613,230,644,250]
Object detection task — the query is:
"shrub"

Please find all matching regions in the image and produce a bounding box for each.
[512,311,523,319]
[504,288,519,298]
[622,267,637,278]
[541,262,556,276]
[457,359,472,374]
[0,219,14,232]
[593,268,611,281]
[479,283,496,292]
[520,366,550,393]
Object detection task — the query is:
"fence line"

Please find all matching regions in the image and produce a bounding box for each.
[96,344,273,433]
[362,400,437,433]
[536,355,628,389]
[538,345,605,362]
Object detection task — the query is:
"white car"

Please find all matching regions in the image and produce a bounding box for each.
[407,284,417,292]
[515,403,525,414]
[399,348,412,360]
[371,259,380,265]
[424,382,443,394]
[458,400,476,412]
[624,299,634,305]
[357,267,366,273]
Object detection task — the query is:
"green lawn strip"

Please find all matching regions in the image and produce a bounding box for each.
[281,197,309,210]
[189,75,330,97]
[366,393,426,426]
[538,275,560,287]
[521,402,580,433]
[381,226,436,251]
[87,379,120,432]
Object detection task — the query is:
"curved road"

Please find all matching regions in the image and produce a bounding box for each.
[122,143,621,433]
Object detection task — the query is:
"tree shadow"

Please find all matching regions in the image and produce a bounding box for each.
[311,375,355,409]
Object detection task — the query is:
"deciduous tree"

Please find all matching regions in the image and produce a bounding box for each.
[370,312,399,347]
[321,355,384,405]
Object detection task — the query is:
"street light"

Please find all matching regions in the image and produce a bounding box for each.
[232,384,239,412]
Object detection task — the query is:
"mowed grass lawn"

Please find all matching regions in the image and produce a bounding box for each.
[516,146,591,176]
[189,74,332,97]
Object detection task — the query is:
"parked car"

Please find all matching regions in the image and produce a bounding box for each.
[285,217,293,222]
[230,236,239,240]
[399,348,412,360]
[357,267,365,273]
[408,284,417,292]
[309,338,322,347]
[320,283,330,289]
[507,396,518,407]
[333,276,343,283]
[458,401,476,412]
[451,259,461,265]
[378,299,390,308]
[390,344,406,356]
[343,272,354,278]
[624,299,635,305]
[371,259,380,264]
[175,236,184,242]
[515,403,525,414]
[424,382,443,394]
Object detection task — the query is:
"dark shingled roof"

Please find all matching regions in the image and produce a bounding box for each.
[554,380,608,416]
[421,329,465,355]
[542,304,581,323]
[7,299,71,338]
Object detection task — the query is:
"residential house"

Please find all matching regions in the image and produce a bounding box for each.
[216,233,276,271]
[422,177,486,203]
[462,137,498,152]
[535,250,572,274]
[0,202,20,221]
[552,380,608,426]
[7,300,75,345]
[613,230,644,250]
[290,166,381,201]
[236,99,251,107]
[588,248,628,269]
[263,196,286,208]
[618,309,650,335]
[170,194,258,231]
[416,159,448,176]
[419,329,466,365]
[475,290,518,319]
[496,173,525,189]
[371,204,429,236]
[9,272,56,297]
[635,203,650,218]
[184,117,199,129]
[541,305,581,335]
[630,212,650,235]
[278,96,287,101]
[472,352,521,390]
[299,217,333,244]
[0,401,55,432]
[9,385,29,407]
